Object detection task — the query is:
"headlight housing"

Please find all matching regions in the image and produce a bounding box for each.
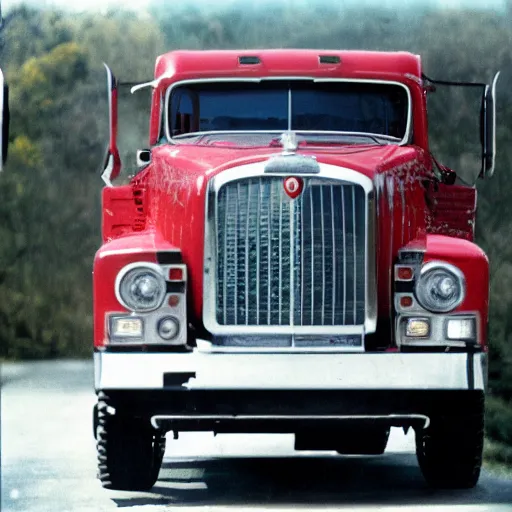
[415,262,465,313]
[116,263,167,312]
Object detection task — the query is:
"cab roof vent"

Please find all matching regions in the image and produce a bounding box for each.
[319,55,341,64]
[239,56,261,65]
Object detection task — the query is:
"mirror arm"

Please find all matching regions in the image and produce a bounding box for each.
[102,63,121,185]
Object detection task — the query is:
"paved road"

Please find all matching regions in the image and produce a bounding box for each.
[1,360,511,512]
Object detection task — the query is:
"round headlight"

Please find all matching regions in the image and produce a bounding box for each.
[116,264,166,312]
[415,262,465,313]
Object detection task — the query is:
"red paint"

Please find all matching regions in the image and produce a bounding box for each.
[102,185,147,243]
[425,182,477,241]
[149,50,428,150]
[93,230,178,347]
[422,235,489,346]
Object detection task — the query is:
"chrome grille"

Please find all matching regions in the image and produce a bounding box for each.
[215,177,366,326]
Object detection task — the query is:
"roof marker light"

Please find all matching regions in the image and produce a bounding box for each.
[239,56,261,65]
[319,55,341,64]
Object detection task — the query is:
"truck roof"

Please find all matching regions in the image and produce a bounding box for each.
[154,49,422,85]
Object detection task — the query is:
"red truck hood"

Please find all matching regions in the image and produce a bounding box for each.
[143,143,428,327]
[148,143,421,180]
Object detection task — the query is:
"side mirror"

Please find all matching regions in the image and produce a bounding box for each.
[101,63,121,186]
[480,71,500,179]
[0,68,10,171]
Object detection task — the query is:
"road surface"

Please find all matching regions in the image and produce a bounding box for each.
[1,360,511,512]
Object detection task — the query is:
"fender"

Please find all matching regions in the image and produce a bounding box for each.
[93,230,182,348]
[398,234,489,347]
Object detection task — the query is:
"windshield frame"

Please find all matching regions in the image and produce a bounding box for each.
[163,77,413,146]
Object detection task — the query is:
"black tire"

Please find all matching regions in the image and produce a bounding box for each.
[336,427,390,455]
[415,400,484,489]
[96,399,166,491]
[93,404,99,440]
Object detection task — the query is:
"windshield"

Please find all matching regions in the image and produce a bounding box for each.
[166,80,410,145]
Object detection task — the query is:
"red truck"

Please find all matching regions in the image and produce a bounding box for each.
[92,50,499,491]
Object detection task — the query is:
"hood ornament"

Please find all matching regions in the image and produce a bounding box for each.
[280,131,298,154]
[264,130,320,175]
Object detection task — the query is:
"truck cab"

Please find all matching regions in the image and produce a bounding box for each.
[93,50,498,491]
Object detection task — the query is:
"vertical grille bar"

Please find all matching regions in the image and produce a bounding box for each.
[215,177,366,328]
[300,191,305,325]
[320,187,326,324]
[267,182,272,325]
[244,181,251,325]
[256,180,261,323]
[222,186,229,324]
[234,184,239,324]
[352,186,357,324]
[330,185,336,326]
[341,186,346,325]
[278,189,283,325]
[310,188,314,324]
[289,199,295,326]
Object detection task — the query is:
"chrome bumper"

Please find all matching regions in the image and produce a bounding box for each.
[94,345,486,391]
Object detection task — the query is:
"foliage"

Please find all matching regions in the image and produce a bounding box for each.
[484,438,512,472]
[486,395,512,445]
[0,1,511,445]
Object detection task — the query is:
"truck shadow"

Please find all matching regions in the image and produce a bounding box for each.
[111,453,512,508]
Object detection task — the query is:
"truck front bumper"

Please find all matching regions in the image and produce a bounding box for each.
[94,348,486,433]
[95,349,486,391]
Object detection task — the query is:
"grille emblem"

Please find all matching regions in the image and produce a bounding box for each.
[283,177,303,199]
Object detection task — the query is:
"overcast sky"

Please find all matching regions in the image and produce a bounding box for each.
[3,0,151,12]
[2,0,507,14]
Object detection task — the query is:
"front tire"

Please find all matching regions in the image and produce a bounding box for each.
[415,400,484,489]
[96,399,166,491]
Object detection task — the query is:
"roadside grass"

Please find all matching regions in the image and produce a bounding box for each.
[483,438,512,478]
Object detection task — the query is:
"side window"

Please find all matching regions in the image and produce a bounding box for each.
[170,89,198,135]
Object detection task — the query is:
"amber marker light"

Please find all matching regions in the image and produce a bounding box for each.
[168,295,180,307]
[396,266,414,281]
[400,296,413,308]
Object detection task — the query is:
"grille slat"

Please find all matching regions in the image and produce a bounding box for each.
[244,181,250,325]
[352,186,357,324]
[310,188,314,324]
[234,184,239,324]
[267,184,271,326]
[330,185,336,325]
[215,177,366,327]
[289,200,295,326]
[278,189,283,324]
[341,186,346,324]
[320,187,326,325]
[255,181,261,324]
